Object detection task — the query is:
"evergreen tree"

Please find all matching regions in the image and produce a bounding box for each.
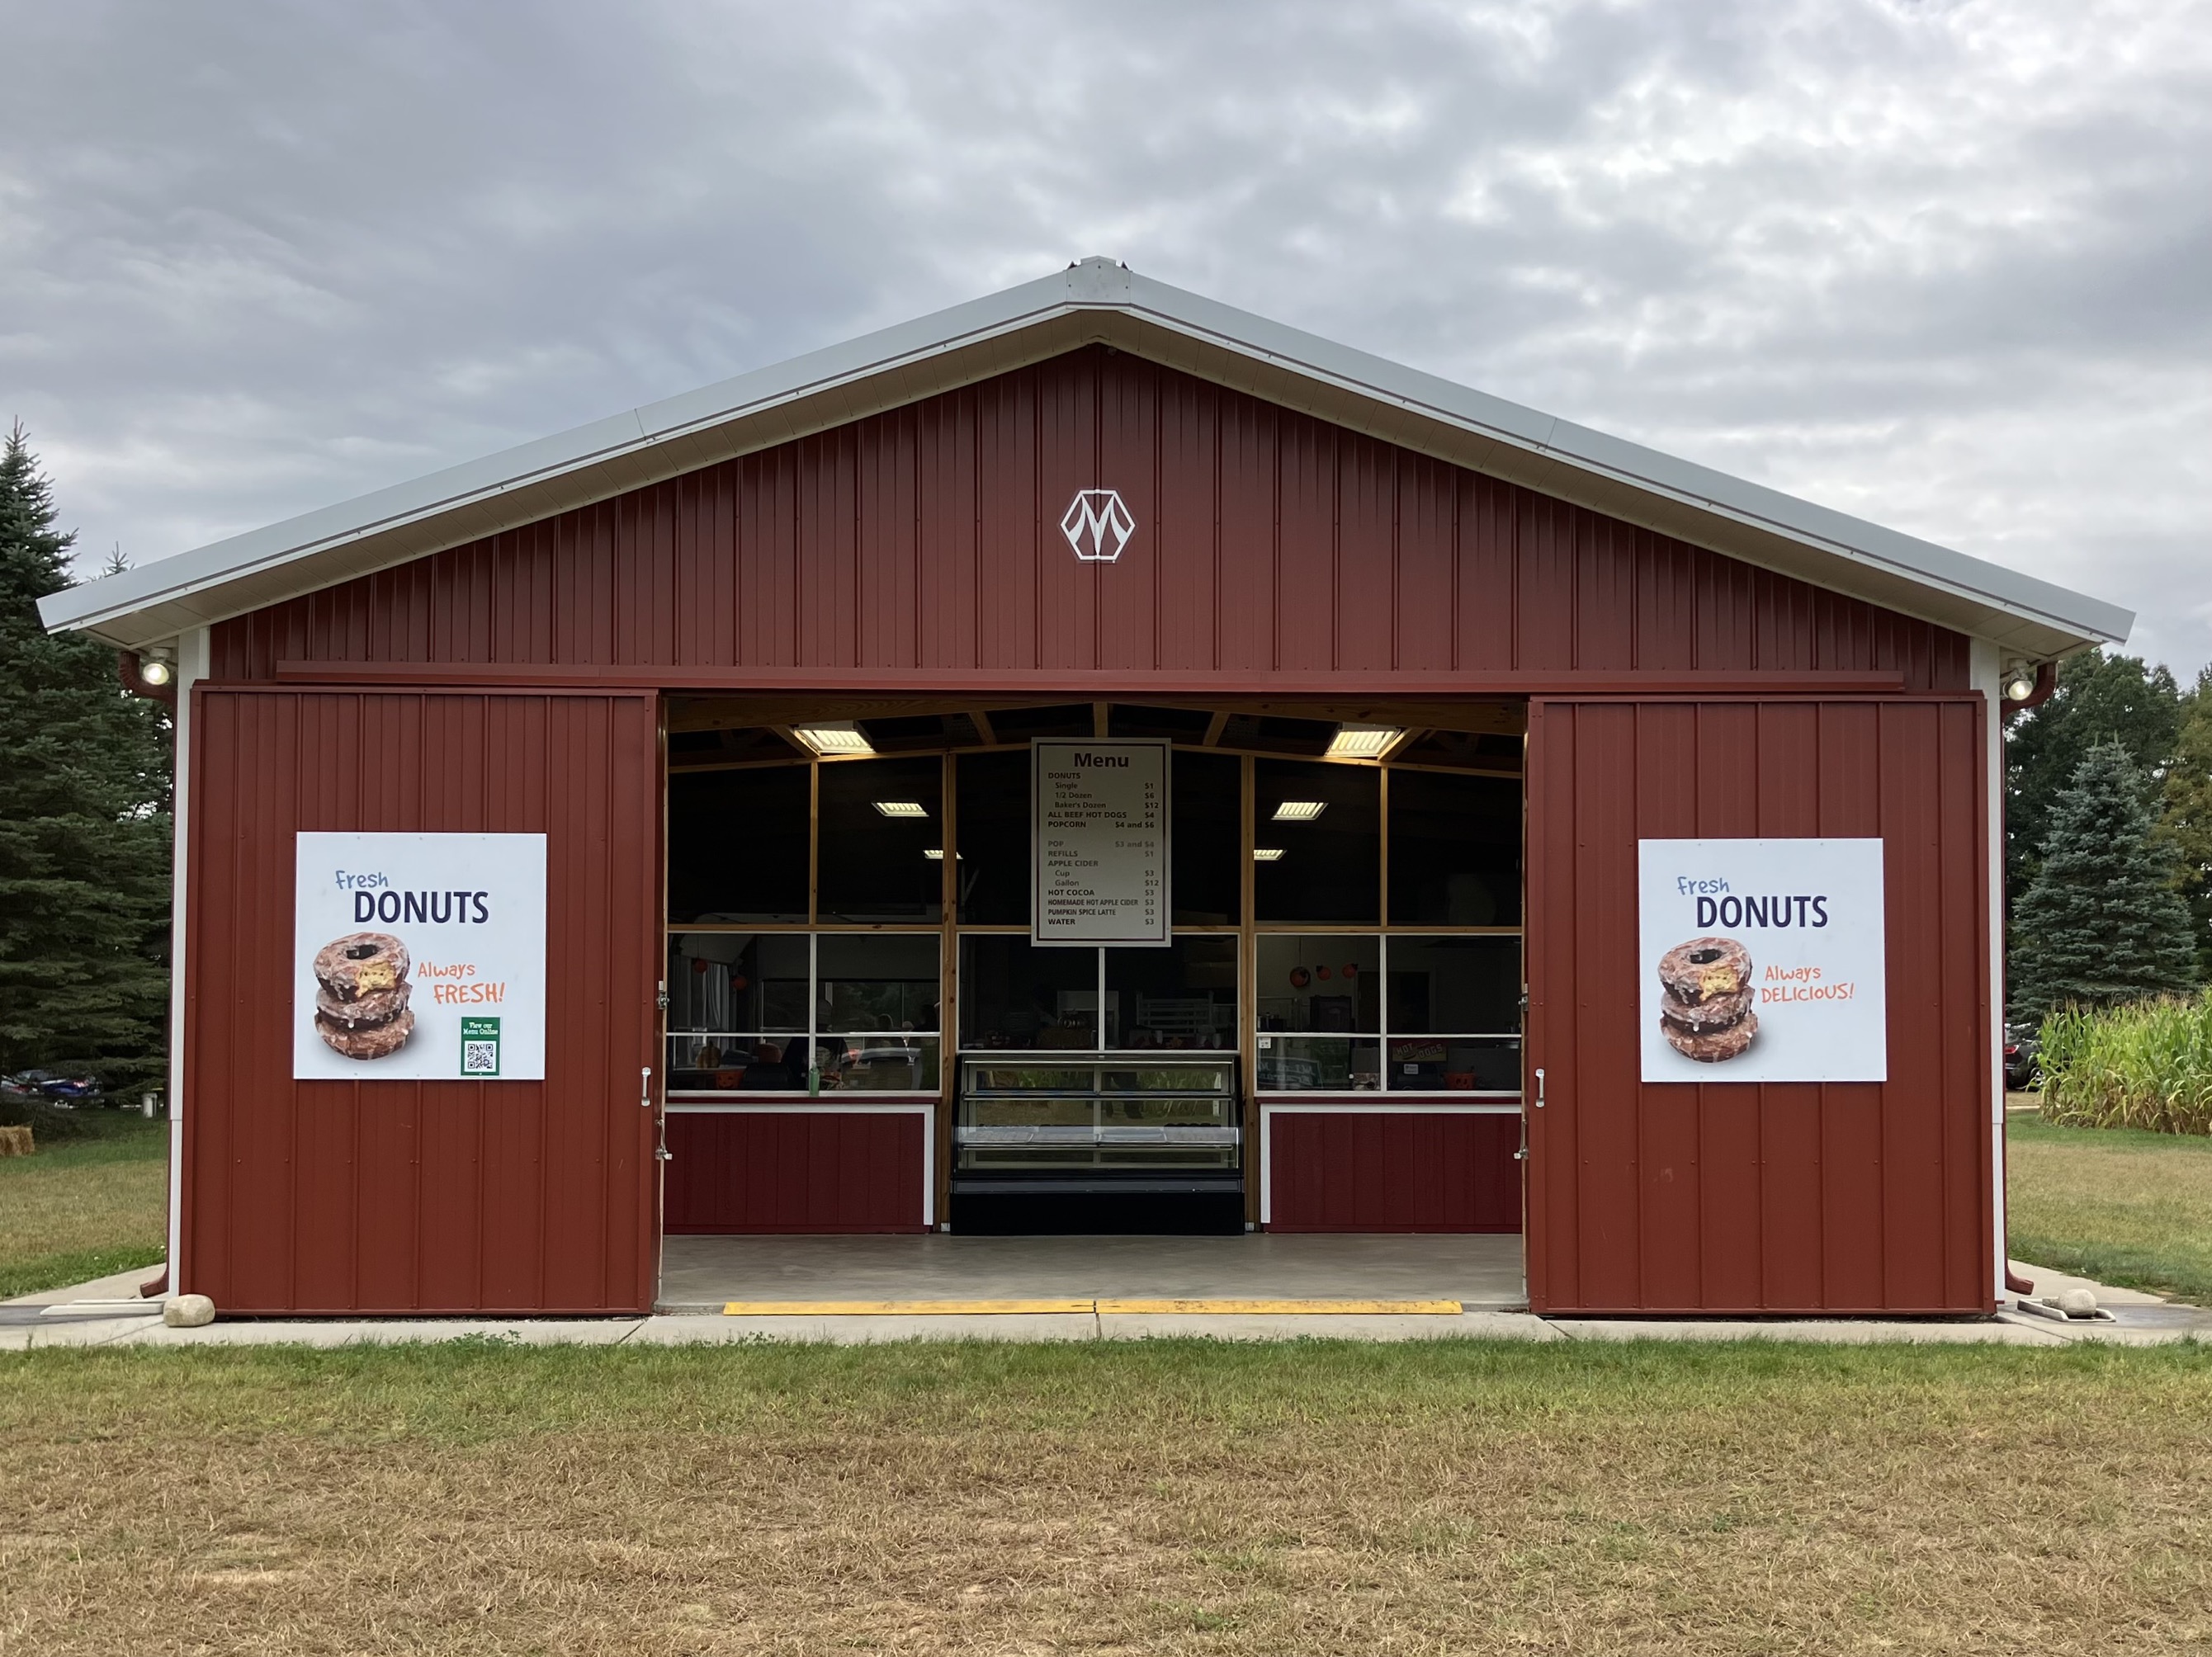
[0,423,173,1109]
[2010,739,2200,1015]
[2006,649,2181,912]
[2158,664,2212,981]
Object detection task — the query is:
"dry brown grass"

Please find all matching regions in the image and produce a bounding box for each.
[3,1340,2210,1655]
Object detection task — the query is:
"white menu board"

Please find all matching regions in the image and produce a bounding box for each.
[1032,739,1171,945]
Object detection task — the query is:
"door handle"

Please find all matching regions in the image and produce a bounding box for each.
[640,1065,653,1108]
[1534,1066,1545,1109]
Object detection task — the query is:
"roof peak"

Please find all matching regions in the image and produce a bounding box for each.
[40,260,2129,659]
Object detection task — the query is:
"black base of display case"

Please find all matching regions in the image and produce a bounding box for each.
[949,1183,1246,1236]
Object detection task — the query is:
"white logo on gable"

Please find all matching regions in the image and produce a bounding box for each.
[1060,489,1137,563]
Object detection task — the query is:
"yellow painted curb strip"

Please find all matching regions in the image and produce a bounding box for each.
[722,1297,1465,1317]
[723,1300,1093,1316]
[1098,1299,1463,1316]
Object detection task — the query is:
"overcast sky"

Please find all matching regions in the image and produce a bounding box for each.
[7,0,2208,673]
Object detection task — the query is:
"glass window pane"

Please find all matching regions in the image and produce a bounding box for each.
[959,936,1102,1050]
[815,933,941,1032]
[954,751,1029,924]
[1386,1036,1520,1093]
[817,757,944,923]
[1383,935,1522,1034]
[1387,768,1522,926]
[1255,759,1379,923]
[1255,935,1380,1034]
[1171,750,1241,924]
[666,932,809,1031]
[1255,1036,1382,1092]
[1107,936,1238,1050]
[666,766,810,923]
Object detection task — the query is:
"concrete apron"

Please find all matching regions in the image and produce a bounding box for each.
[10,1248,2209,1349]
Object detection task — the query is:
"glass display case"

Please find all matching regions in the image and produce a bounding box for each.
[955,1052,1239,1173]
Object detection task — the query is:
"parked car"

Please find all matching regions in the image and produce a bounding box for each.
[2002,1025,2040,1091]
[2,1070,101,1104]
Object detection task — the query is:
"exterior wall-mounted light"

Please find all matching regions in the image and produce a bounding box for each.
[138,646,175,687]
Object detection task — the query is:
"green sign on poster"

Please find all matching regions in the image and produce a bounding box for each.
[461,1016,502,1077]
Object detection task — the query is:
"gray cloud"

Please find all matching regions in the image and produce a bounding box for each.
[4,0,2207,669]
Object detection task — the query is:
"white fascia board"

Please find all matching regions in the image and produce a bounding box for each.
[41,257,2132,655]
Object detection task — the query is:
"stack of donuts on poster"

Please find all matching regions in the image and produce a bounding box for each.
[293,832,548,1081]
[1636,838,1887,1083]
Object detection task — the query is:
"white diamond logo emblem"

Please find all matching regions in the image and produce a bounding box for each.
[1060,489,1137,563]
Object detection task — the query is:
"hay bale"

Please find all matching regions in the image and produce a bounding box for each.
[0,1125,33,1157]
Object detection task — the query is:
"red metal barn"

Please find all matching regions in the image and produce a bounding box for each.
[45,260,2128,1316]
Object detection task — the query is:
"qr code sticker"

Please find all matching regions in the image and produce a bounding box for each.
[462,1041,499,1075]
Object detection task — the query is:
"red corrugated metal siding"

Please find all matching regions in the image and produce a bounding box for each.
[1523,697,1992,1315]
[211,347,1971,688]
[184,687,662,1314]
[664,1112,927,1233]
[1268,1112,1522,1233]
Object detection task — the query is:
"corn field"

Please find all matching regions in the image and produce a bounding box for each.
[2039,992,2212,1135]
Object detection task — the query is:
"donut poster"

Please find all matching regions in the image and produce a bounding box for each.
[1637,838,1887,1083]
[292,832,547,1081]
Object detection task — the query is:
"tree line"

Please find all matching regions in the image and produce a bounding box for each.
[0,425,172,1129]
[2006,651,2212,1014]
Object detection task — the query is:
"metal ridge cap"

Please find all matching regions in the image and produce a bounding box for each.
[1107,271,2133,647]
[41,267,1108,637]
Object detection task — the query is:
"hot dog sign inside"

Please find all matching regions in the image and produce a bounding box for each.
[1636,838,1887,1083]
[293,832,548,1080]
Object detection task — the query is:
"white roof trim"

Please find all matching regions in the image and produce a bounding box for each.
[42,257,2130,657]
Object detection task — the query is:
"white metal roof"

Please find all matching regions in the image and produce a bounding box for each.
[42,257,2130,659]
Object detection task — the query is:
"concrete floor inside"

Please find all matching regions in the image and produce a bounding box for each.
[657,1232,1527,1311]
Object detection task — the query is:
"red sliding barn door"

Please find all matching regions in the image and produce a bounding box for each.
[184,687,664,1314]
[1523,696,1993,1315]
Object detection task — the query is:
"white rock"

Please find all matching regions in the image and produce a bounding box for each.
[2056,1286,2099,1316]
[163,1293,215,1329]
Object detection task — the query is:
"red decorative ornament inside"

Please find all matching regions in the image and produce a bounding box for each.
[1289,967,1311,989]
[1342,962,1359,979]
[1315,964,1332,981]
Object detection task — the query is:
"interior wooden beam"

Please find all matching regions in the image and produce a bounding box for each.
[1092,701,1110,737]
[1202,710,1231,747]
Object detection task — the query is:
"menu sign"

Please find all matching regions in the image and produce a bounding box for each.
[1032,739,1170,946]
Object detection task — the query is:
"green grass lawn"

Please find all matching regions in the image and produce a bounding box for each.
[3,1340,2209,1655]
[2009,1112,2212,1303]
[0,1112,167,1298]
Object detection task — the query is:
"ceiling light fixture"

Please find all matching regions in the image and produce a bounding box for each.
[922,848,964,861]
[1324,723,1400,758]
[1272,800,1326,822]
[792,722,874,757]
[873,800,928,819]
[1252,847,1286,862]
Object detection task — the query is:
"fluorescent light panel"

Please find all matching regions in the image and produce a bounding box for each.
[872,800,928,819]
[922,848,963,861]
[1271,800,1326,822]
[792,722,873,756]
[1324,723,1401,758]
[1251,847,1286,862]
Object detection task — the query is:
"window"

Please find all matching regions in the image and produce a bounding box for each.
[817,757,943,923]
[955,751,1029,924]
[1382,934,1521,1092]
[668,931,940,1093]
[1107,936,1238,1050]
[1254,933,1521,1095]
[1171,750,1241,924]
[666,766,809,923]
[959,935,1106,1049]
[1254,758,1379,923]
[1388,768,1521,926]
[1255,934,1381,1091]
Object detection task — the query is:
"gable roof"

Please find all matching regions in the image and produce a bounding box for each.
[42,257,2130,659]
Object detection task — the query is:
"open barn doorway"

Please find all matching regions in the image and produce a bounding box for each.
[656,696,1528,1250]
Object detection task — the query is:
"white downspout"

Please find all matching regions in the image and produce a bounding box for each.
[164,627,208,1295]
